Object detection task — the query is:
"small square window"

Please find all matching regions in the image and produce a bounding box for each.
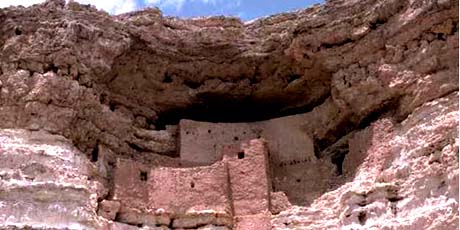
[140,171,148,181]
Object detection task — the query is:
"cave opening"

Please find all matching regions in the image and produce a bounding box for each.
[153,92,329,130]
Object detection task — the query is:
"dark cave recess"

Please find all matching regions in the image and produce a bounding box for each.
[153,92,329,129]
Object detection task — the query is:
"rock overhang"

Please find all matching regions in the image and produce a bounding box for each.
[0,0,457,229]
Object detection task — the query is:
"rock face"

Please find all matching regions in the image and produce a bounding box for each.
[0,129,106,229]
[0,0,458,229]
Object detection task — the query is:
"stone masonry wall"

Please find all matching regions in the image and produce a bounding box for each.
[0,0,456,229]
[149,163,233,229]
[110,138,272,229]
[179,115,337,205]
[179,119,261,165]
[223,139,272,230]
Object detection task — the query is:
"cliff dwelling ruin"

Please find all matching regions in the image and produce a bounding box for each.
[0,0,458,229]
[95,104,352,228]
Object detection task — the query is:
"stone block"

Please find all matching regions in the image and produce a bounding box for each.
[116,208,171,226]
[234,213,271,230]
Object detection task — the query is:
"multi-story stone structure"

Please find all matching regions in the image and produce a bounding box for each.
[106,114,340,229]
[111,138,273,229]
[179,116,336,206]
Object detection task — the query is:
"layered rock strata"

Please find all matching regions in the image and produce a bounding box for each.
[0,0,458,229]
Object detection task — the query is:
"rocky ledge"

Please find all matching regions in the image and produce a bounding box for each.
[0,0,458,229]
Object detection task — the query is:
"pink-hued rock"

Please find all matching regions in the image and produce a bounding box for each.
[98,199,121,220]
[270,192,292,214]
[272,92,459,229]
[0,129,106,229]
[0,0,457,229]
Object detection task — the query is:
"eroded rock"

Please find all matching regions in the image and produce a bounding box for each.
[0,0,457,229]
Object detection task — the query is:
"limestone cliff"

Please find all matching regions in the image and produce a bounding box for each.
[0,0,458,229]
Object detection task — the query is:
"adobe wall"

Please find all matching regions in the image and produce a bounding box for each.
[222,139,272,230]
[259,114,337,205]
[149,162,233,228]
[112,158,151,225]
[179,115,315,163]
[110,138,274,229]
[223,139,271,216]
[179,119,262,165]
[111,159,232,227]
[179,114,335,205]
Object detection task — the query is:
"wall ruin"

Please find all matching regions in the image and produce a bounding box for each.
[106,112,343,229]
[179,114,338,205]
[0,0,457,229]
[109,139,275,229]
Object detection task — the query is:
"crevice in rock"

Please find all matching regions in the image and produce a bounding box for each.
[320,38,353,49]
[90,142,99,162]
[395,89,458,123]
[287,73,301,83]
[163,72,174,83]
[369,18,387,30]
[315,96,401,159]
[44,63,59,74]
[109,102,117,112]
[358,211,367,225]
[139,170,148,181]
[356,97,401,129]
[313,117,355,156]
[14,27,22,35]
[436,32,446,41]
[331,151,346,176]
[184,79,201,89]
[126,141,145,152]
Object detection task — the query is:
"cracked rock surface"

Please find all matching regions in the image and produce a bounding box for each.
[0,0,458,229]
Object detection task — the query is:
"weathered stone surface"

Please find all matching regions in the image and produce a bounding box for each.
[112,158,150,218]
[225,139,271,216]
[0,0,457,229]
[270,191,292,215]
[110,139,271,228]
[98,199,121,220]
[149,163,232,224]
[234,213,271,230]
[179,115,330,206]
[179,119,259,165]
[0,129,105,229]
[272,92,459,229]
